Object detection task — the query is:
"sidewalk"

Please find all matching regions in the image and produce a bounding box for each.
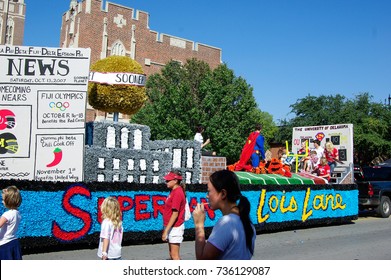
[22,240,197,260]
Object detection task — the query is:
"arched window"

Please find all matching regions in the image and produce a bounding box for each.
[5,18,14,45]
[111,40,126,56]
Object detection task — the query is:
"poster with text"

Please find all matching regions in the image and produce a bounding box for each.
[0,45,90,181]
[291,124,354,166]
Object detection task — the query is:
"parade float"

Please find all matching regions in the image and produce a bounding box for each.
[0,45,357,254]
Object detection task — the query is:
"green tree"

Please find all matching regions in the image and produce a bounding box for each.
[274,93,391,165]
[131,59,276,163]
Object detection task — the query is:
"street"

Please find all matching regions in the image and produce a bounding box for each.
[23,212,391,260]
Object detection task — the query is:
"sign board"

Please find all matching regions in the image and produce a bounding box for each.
[0,45,91,181]
[291,124,354,165]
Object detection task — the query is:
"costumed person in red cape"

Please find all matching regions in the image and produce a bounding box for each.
[235,124,265,171]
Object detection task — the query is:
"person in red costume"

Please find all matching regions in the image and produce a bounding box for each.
[235,124,265,171]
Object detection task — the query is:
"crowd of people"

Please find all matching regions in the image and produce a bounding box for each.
[299,139,340,181]
[2,169,255,260]
[157,169,255,260]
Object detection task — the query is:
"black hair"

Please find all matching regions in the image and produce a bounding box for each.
[196,125,204,133]
[209,170,254,255]
[255,123,262,131]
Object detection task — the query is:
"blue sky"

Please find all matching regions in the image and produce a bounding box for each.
[23,0,391,123]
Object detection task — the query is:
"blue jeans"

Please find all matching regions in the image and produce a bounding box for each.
[328,161,337,173]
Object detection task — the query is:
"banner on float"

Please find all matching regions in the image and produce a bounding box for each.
[0,45,91,181]
[291,124,354,163]
[3,183,357,245]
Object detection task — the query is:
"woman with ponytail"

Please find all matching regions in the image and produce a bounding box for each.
[162,170,186,260]
[193,170,256,259]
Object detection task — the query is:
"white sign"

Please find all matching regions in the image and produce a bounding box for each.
[0,45,91,182]
[89,71,146,86]
[291,123,354,165]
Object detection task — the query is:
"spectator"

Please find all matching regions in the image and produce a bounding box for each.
[192,170,256,259]
[0,186,22,260]
[162,170,186,260]
[97,197,123,260]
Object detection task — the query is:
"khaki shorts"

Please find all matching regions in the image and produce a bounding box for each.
[168,224,184,244]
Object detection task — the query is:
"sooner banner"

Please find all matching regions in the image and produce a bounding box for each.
[0,46,91,182]
[89,71,146,86]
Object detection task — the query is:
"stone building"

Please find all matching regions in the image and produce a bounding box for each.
[60,0,222,122]
[0,0,25,45]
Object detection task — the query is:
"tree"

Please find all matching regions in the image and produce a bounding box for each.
[274,93,391,165]
[131,59,276,163]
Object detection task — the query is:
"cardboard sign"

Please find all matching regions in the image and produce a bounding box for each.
[291,124,354,167]
[0,46,91,181]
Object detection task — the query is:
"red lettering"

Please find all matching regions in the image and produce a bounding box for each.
[189,197,198,213]
[135,195,151,221]
[118,196,134,212]
[52,185,92,241]
[97,197,105,224]
[152,195,166,218]
[200,198,215,219]
[189,197,215,219]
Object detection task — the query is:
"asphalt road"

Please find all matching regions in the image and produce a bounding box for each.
[23,212,391,260]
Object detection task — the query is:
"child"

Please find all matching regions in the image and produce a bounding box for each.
[305,150,319,172]
[0,185,22,260]
[97,197,123,260]
[298,141,309,156]
[162,170,186,260]
[277,147,287,163]
[298,141,310,170]
[315,157,331,182]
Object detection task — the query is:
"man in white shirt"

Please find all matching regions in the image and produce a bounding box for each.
[312,139,324,166]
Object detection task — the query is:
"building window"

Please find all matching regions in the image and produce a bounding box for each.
[0,18,2,45]
[5,17,14,45]
[111,41,126,56]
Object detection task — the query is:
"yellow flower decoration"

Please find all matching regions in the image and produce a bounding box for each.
[88,56,147,116]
